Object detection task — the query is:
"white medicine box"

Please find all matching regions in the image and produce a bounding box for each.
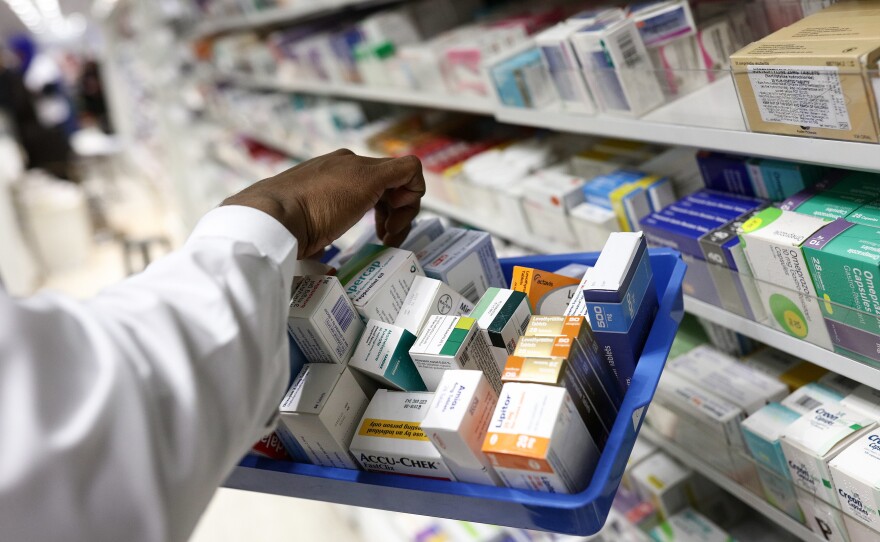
[394,276,474,336]
[337,244,424,324]
[288,275,364,364]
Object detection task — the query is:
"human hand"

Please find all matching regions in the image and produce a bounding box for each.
[222,149,425,259]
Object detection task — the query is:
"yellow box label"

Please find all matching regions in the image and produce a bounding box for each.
[357,418,429,441]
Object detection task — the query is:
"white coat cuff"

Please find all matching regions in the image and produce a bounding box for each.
[188,206,298,292]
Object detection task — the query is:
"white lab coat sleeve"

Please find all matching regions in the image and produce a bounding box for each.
[0,205,298,542]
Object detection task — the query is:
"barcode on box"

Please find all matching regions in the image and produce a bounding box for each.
[331,296,355,332]
[616,33,639,68]
[797,395,821,411]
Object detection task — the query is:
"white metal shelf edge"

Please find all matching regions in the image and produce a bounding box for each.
[684,295,880,389]
[640,427,823,542]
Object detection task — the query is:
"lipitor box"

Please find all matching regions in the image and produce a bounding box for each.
[842,384,880,421]
[829,430,880,529]
[349,320,426,392]
[279,364,370,469]
[337,244,424,323]
[629,452,694,521]
[482,383,599,494]
[797,487,851,542]
[417,228,507,304]
[741,403,802,478]
[470,287,532,371]
[288,275,364,364]
[409,315,501,393]
[420,370,502,486]
[779,404,876,504]
[740,207,833,348]
[511,266,581,316]
[667,345,788,415]
[782,383,845,415]
[350,390,454,480]
[393,276,473,337]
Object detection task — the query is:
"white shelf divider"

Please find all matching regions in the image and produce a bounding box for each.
[684,295,880,390]
[640,427,824,542]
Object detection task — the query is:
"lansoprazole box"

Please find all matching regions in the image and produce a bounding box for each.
[470,287,532,371]
[511,266,581,316]
[780,404,876,504]
[409,315,501,393]
[350,390,454,480]
[741,402,801,478]
[279,364,370,469]
[420,370,501,486]
[337,244,424,323]
[394,276,473,337]
[797,487,851,542]
[782,383,845,415]
[740,207,833,348]
[349,320,426,392]
[482,383,599,494]
[829,431,880,530]
[288,275,365,364]
[417,228,507,303]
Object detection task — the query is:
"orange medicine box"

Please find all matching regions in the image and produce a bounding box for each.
[483,383,600,494]
[511,266,581,315]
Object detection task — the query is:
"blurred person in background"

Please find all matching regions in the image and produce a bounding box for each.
[78,59,111,133]
[0,149,425,542]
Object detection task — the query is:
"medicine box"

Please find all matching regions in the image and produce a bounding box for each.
[641,209,719,259]
[779,404,876,504]
[740,207,833,348]
[394,276,474,336]
[470,287,532,371]
[482,383,599,494]
[820,372,862,397]
[829,430,880,529]
[696,151,756,197]
[582,232,658,392]
[609,174,675,231]
[796,487,851,542]
[648,509,733,542]
[844,514,880,542]
[582,169,649,209]
[511,266,581,316]
[667,345,788,415]
[621,438,659,491]
[782,383,845,415]
[337,244,424,323]
[350,390,454,480]
[279,364,370,469]
[418,228,507,303]
[535,23,596,114]
[569,149,641,180]
[685,189,765,218]
[741,403,801,478]
[349,320,426,392]
[842,385,880,422]
[420,370,502,486]
[400,218,446,253]
[569,202,617,252]
[520,170,587,247]
[631,1,696,48]
[288,275,364,364]
[629,452,694,520]
[488,42,557,109]
[755,159,825,202]
[755,465,805,523]
[741,347,827,392]
[409,315,501,393]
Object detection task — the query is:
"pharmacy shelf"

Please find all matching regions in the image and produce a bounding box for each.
[218,72,495,115]
[191,0,403,38]
[684,295,880,390]
[640,427,823,542]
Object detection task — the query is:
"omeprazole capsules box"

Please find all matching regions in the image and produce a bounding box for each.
[350,390,454,480]
[583,232,658,393]
[741,402,801,479]
[349,320,426,392]
[288,275,364,364]
[511,267,580,316]
[470,288,532,371]
[482,383,599,494]
[337,244,424,323]
[394,276,473,337]
[780,404,876,504]
[829,431,880,529]
[279,364,370,469]
[418,228,507,303]
[740,207,833,348]
[409,315,501,393]
[420,370,501,486]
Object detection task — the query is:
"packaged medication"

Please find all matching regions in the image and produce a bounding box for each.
[418,228,506,303]
[482,383,599,494]
[829,430,880,529]
[569,202,618,252]
[630,0,697,49]
[470,287,532,370]
[641,209,719,259]
[488,42,557,109]
[820,372,861,397]
[582,232,658,392]
[409,315,501,392]
[754,159,825,202]
[420,370,502,485]
[535,24,597,114]
[622,438,659,491]
[554,263,590,279]
[740,207,833,348]
[349,320,426,392]
[779,404,876,503]
[288,275,364,364]
[755,465,805,523]
[350,390,454,480]
[741,403,802,478]
[696,151,757,197]
[667,345,788,415]
[511,266,581,315]
[569,149,641,180]
[741,347,827,392]
[609,174,675,231]
[279,365,371,469]
[844,514,880,542]
[337,244,424,323]
[684,189,765,217]
[630,452,694,520]
[400,218,445,253]
[796,487,851,542]
[394,276,473,336]
[582,169,651,210]
[782,383,845,415]
[520,170,587,247]
[842,385,880,421]
[648,509,732,542]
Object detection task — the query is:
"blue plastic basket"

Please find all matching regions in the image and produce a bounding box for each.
[225,248,686,535]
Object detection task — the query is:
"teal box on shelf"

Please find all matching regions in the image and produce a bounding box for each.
[741,402,801,479]
[225,248,686,537]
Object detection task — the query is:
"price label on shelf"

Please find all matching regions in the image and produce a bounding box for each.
[748,65,851,131]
